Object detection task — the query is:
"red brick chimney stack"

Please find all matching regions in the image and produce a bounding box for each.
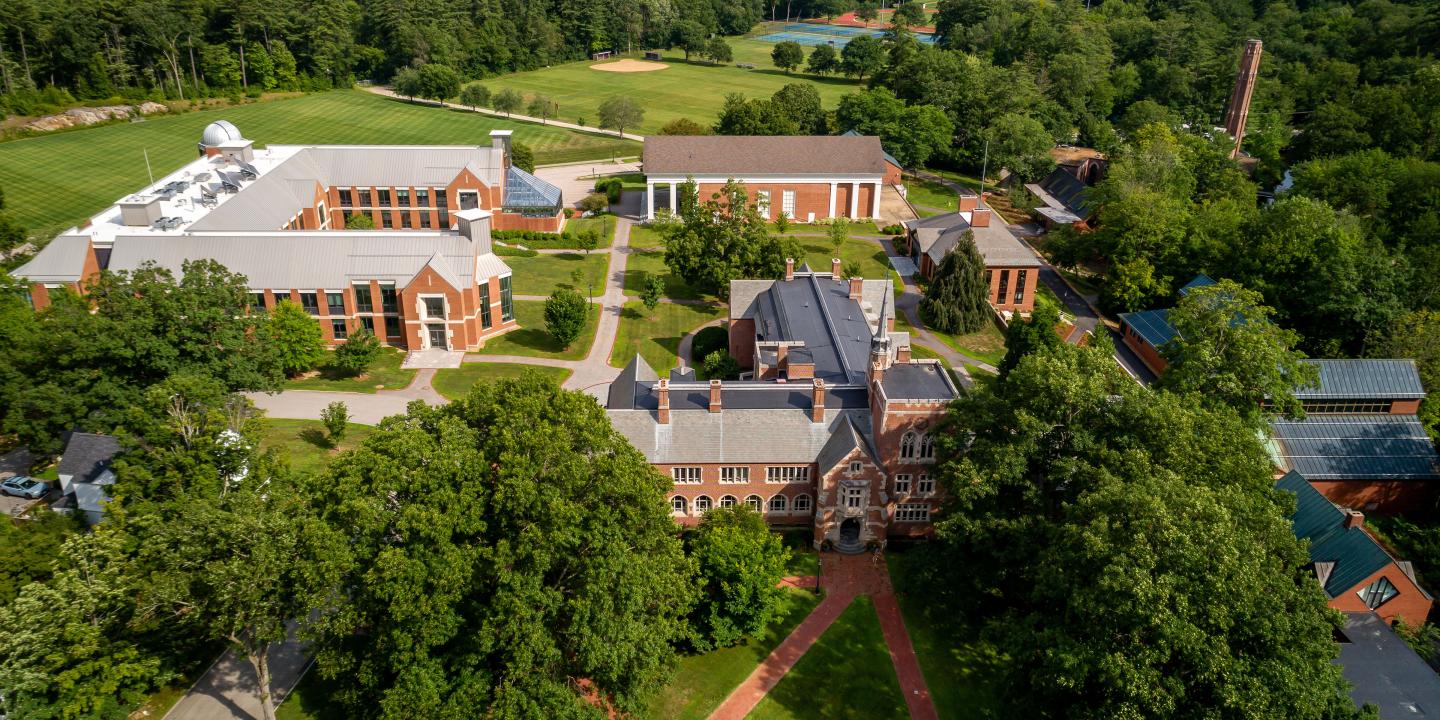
[811,378,826,423]
[959,194,978,212]
[849,277,864,300]
[709,379,722,413]
[1344,510,1365,529]
[831,257,843,278]
[657,378,670,424]
[1223,39,1264,160]
[971,208,991,227]
[785,257,795,281]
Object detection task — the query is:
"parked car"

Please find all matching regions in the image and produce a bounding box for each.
[0,475,47,499]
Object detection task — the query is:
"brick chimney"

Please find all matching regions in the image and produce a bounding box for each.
[811,378,826,423]
[831,257,843,278]
[896,345,911,363]
[971,208,991,227]
[657,378,670,424]
[1223,40,1264,159]
[785,257,795,281]
[849,277,864,300]
[959,194,978,212]
[1344,510,1365,529]
[709,379,722,413]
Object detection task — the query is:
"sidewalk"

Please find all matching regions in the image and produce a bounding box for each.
[363,85,646,141]
[162,638,309,720]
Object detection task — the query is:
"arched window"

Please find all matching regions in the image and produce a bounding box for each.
[695,495,713,513]
[769,495,788,512]
[670,496,687,515]
[793,494,812,512]
[919,434,934,459]
[900,432,917,459]
[720,495,738,509]
[745,495,762,511]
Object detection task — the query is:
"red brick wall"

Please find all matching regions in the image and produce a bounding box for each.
[658,462,818,528]
[695,181,878,223]
[1311,480,1439,515]
[1393,399,1423,415]
[1328,564,1433,625]
[1120,322,1169,376]
[884,161,902,186]
[729,319,756,368]
[986,266,1038,313]
[493,212,564,233]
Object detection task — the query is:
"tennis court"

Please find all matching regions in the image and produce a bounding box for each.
[756,22,936,47]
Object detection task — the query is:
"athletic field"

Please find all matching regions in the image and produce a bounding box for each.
[755,22,937,47]
[0,89,638,237]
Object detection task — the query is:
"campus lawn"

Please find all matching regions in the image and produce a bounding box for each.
[897,307,1008,368]
[905,177,961,213]
[503,251,610,298]
[781,530,820,576]
[689,325,729,365]
[642,587,820,720]
[258,419,377,477]
[624,247,708,301]
[795,236,894,280]
[629,224,667,249]
[481,34,862,135]
[562,214,617,248]
[469,299,599,361]
[610,301,725,371]
[0,89,638,238]
[282,348,416,393]
[747,596,908,720]
[886,552,1008,719]
[922,167,987,193]
[431,362,572,400]
[276,667,346,720]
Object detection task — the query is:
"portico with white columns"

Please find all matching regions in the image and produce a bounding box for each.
[645,175,886,223]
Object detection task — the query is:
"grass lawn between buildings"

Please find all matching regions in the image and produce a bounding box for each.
[0,89,638,238]
[432,362,572,400]
[258,418,377,477]
[282,348,416,393]
[504,251,610,298]
[470,299,600,361]
[895,310,1008,367]
[747,595,909,720]
[610,301,725,372]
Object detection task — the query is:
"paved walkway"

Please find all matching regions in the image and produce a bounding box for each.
[871,236,994,377]
[162,635,310,720]
[676,318,726,368]
[709,553,937,720]
[363,85,645,141]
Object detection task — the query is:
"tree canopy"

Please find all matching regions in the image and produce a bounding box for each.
[661,180,803,299]
[686,506,789,651]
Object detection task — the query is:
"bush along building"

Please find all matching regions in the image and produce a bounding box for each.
[10,122,567,351]
[606,260,958,552]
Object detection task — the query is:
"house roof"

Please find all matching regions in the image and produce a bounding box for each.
[608,355,658,410]
[11,235,93,283]
[1276,470,1397,599]
[643,135,890,176]
[1118,308,1176,350]
[880,362,957,401]
[904,211,1040,268]
[1270,415,1440,481]
[1337,611,1440,719]
[1035,166,1093,217]
[815,415,872,473]
[1295,359,1427,401]
[1177,274,1216,296]
[841,129,903,169]
[608,407,874,464]
[58,432,121,485]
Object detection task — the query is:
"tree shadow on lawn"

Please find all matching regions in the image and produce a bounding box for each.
[756,597,908,720]
[298,428,336,451]
[746,68,864,88]
[494,326,569,354]
[690,326,729,364]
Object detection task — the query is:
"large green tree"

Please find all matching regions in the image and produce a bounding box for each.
[544,287,587,348]
[686,505,790,651]
[308,374,696,718]
[919,232,989,334]
[265,299,326,378]
[662,180,802,299]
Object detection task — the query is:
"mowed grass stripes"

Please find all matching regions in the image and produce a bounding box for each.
[0,89,638,237]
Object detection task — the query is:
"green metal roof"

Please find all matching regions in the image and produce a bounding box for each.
[1276,470,1394,599]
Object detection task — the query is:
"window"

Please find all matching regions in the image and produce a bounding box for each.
[357,189,372,207]
[331,319,348,339]
[249,292,266,313]
[695,495,713,513]
[342,210,353,225]
[894,474,912,494]
[353,284,373,313]
[480,283,492,329]
[848,461,862,474]
[672,467,702,484]
[745,495,762,511]
[384,315,402,340]
[437,190,449,227]
[919,434,934,460]
[671,496,687,515]
[895,503,930,522]
[420,212,432,229]
[339,189,353,207]
[900,432,917,459]
[766,466,809,484]
[401,213,412,229]
[360,316,375,334]
[327,292,345,315]
[996,270,1009,304]
[986,269,994,289]
[793,494,812,512]
[1014,269,1027,304]
[756,190,771,217]
[720,467,749,484]
[769,495,788,512]
[382,212,394,229]
[782,189,796,218]
[378,189,391,207]
[843,486,864,508]
[423,297,445,319]
[316,202,328,229]
[380,284,398,313]
[499,276,514,321]
[719,495,737,509]
[299,292,319,315]
[1358,577,1399,609]
[416,189,430,206]
[397,189,410,207]
[916,474,935,495]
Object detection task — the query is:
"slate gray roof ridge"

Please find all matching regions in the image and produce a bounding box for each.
[58,432,122,484]
[642,135,889,176]
[1296,359,1426,400]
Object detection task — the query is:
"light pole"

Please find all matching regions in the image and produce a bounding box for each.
[815,552,823,595]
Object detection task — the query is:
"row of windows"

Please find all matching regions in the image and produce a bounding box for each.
[672,466,811,484]
[895,503,931,522]
[671,494,814,516]
[338,187,448,209]
[988,269,1028,305]
[1358,576,1399,609]
[893,474,935,495]
[342,208,447,230]
[898,432,935,460]
[1300,400,1396,414]
[249,285,401,317]
[751,190,798,218]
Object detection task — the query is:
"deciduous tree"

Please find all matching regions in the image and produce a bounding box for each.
[840,35,885,80]
[662,180,803,299]
[492,87,523,116]
[806,44,839,75]
[332,328,380,377]
[770,40,804,74]
[544,287,587,348]
[686,506,789,650]
[598,95,643,136]
[265,300,326,378]
[459,82,490,110]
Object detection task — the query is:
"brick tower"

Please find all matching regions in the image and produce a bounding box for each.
[1223,39,1263,159]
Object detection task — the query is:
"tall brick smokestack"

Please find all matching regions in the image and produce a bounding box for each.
[1223,39,1263,160]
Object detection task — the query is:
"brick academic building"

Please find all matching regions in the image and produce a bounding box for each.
[607,260,958,552]
[11,121,568,352]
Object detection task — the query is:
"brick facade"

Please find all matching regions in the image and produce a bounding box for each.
[1310,480,1439,516]
[1326,563,1432,626]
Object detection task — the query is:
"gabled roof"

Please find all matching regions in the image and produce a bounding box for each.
[816,415,869,473]
[58,433,121,485]
[1177,274,1216,296]
[1270,415,1440,480]
[607,355,658,410]
[607,407,873,464]
[1118,308,1176,349]
[903,211,1040,268]
[11,235,93,283]
[1036,166,1093,216]
[1295,359,1427,401]
[503,165,563,209]
[841,129,902,169]
[643,135,890,176]
[1337,612,1440,719]
[421,252,464,289]
[1276,470,1395,599]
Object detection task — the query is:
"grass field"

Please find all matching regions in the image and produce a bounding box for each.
[481,32,862,135]
[747,596,908,720]
[642,587,820,720]
[504,251,610,298]
[282,348,416,393]
[624,247,708,301]
[258,418,377,477]
[610,301,725,371]
[470,299,599,360]
[432,362,572,400]
[0,89,638,237]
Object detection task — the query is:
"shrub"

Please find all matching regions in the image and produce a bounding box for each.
[544,287,588,348]
[266,300,326,377]
[321,401,349,445]
[881,223,905,235]
[333,328,381,377]
[700,351,741,381]
[579,193,608,214]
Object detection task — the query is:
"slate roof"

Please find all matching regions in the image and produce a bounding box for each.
[608,407,874,464]
[880,362,957,401]
[643,135,890,176]
[11,235,93,282]
[903,211,1040,268]
[1276,470,1396,599]
[815,415,872,472]
[1296,359,1427,401]
[57,433,121,485]
[1337,611,1440,719]
[1270,415,1440,480]
[608,355,658,410]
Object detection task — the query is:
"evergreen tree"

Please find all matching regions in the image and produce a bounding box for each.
[919,232,989,334]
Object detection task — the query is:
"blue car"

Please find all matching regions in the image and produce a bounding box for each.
[0,476,48,500]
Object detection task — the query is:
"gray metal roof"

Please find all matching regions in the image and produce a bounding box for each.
[643,135,889,176]
[1296,359,1427,401]
[11,235,93,282]
[904,212,1040,268]
[1271,415,1440,480]
[58,432,121,484]
[880,362,957,400]
[1337,611,1440,719]
[608,407,873,464]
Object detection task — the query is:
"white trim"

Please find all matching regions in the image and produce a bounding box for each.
[828,182,837,218]
[872,181,881,218]
[849,182,859,218]
[645,173,886,185]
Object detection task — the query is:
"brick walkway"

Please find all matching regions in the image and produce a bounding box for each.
[709,553,937,720]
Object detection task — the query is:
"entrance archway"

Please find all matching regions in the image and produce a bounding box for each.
[839,517,861,544]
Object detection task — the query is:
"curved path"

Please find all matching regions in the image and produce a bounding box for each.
[363,85,646,142]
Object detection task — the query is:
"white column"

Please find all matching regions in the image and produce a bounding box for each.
[828,182,837,218]
[669,184,677,216]
[849,182,859,218]
[872,181,882,218]
[646,181,654,219]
